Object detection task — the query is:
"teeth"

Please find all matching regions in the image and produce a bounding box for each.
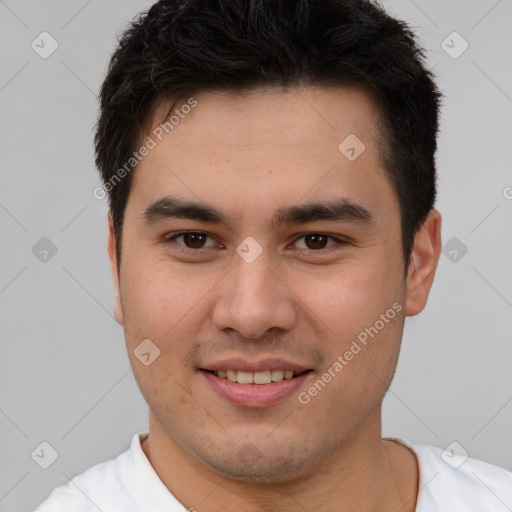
[254,370,272,384]
[214,369,299,384]
[271,369,284,382]
[237,371,254,384]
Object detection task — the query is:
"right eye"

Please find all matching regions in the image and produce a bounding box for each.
[163,231,218,250]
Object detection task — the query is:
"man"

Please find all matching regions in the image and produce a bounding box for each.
[35,0,512,510]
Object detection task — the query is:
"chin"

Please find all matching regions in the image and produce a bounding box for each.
[192,438,324,485]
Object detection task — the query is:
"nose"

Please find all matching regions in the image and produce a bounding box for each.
[212,252,297,340]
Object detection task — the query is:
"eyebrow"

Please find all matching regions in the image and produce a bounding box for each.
[142,195,375,229]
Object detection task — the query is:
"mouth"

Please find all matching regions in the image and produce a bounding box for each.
[199,364,313,408]
[203,369,310,384]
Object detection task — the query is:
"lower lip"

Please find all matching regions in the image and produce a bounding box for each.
[201,370,312,408]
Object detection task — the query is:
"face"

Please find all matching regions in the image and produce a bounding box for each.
[108,86,439,483]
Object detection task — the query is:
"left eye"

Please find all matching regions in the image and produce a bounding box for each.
[292,234,340,250]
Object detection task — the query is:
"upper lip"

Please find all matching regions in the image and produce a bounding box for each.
[200,358,312,373]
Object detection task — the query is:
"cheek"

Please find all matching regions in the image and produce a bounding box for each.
[299,306,404,431]
[120,261,205,398]
[299,260,405,386]
[120,255,206,338]
[301,261,400,330]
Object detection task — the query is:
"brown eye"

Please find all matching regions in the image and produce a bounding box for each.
[293,234,339,251]
[184,233,207,248]
[304,234,329,250]
[166,232,216,249]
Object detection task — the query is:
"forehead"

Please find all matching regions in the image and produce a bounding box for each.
[129,85,396,228]
[147,85,382,151]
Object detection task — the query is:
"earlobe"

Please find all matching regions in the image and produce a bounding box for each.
[405,209,442,317]
[107,213,124,325]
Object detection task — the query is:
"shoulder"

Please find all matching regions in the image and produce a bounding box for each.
[34,432,183,511]
[34,434,143,512]
[391,438,512,511]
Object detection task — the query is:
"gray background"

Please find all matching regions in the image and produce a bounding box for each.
[0,0,511,510]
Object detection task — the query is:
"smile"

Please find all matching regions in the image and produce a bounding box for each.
[212,369,298,384]
[201,368,313,408]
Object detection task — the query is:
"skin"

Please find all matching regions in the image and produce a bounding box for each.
[107,85,442,512]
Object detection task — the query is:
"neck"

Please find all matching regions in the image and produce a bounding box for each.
[141,409,418,512]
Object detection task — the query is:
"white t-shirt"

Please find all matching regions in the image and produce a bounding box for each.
[34,432,512,512]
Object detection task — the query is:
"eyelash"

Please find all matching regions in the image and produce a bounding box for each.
[162,231,347,253]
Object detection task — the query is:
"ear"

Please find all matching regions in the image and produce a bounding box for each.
[107,212,124,325]
[405,209,442,316]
